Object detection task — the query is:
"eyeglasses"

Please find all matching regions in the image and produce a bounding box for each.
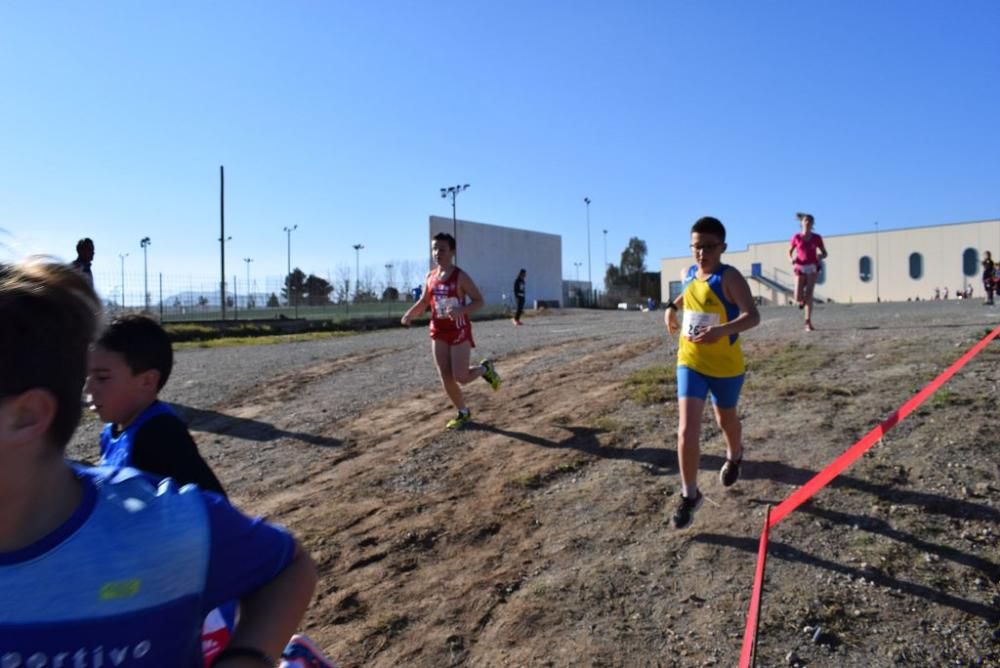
[690,243,722,252]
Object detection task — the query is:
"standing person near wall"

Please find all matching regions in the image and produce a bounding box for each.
[513,268,527,325]
[401,232,502,429]
[983,251,996,306]
[71,237,95,288]
[788,213,828,332]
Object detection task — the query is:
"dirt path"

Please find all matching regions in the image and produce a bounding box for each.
[68,304,1000,666]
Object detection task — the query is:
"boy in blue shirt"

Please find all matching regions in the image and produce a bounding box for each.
[0,260,318,667]
[87,314,226,496]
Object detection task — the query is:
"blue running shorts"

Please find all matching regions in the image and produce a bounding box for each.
[677,366,744,408]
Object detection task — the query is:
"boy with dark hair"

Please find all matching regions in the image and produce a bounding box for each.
[402,232,502,429]
[87,313,335,667]
[665,217,760,529]
[88,314,225,496]
[0,259,319,666]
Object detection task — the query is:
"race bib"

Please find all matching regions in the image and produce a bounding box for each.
[682,311,720,339]
[435,296,460,318]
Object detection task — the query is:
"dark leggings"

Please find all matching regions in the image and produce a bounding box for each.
[515,297,525,321]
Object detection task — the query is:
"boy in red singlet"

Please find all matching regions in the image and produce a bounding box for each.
[401,232,502,429]
[788,212,828,331]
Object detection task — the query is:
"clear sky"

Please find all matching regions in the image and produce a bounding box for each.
[2,0,998,294]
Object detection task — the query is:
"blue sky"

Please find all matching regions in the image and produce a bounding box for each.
[2,0,998,294]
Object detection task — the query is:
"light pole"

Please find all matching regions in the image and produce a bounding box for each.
[244,257,253,309]
[353,244,364,301]
[140,237,151,312]
[283,225,298,314]
[874,221,880,303]
[219,166,229,320]
[584,197,592,301]
[118,253,129,310]
[602,229,608,270]
[573,261,582,282]
[440,184,469,262]
[384,263,394,292]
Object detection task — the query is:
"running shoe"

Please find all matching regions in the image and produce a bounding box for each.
[446,410,472,430]
[481,359,502,391]
[671,491,703,529]
[804,320,814,332]
[720,457,742,487]
[280,633,337,668]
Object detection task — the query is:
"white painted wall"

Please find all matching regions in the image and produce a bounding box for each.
[660,218,1000,304]
[429,216,563,307]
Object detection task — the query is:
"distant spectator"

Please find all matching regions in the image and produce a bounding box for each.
[71,237,95,288]
[982,251,996,305]
[512,269,526,325]
[943,287,949,300]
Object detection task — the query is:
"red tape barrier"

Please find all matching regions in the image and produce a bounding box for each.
[738,322,1000,668]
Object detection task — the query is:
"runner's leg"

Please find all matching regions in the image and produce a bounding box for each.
[677,397,705,497]
[713,404,743,462]
[433,339,466,410]
[803,272,818,323]
[450,339,484,384]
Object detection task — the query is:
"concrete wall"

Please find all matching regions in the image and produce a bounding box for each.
[429,216,563,307]
[660,218,1000,304]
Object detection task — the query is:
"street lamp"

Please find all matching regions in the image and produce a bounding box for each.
[244,257,253,309]
[283,225,298,315]
[573,261,583,282]
[384,263,394,291]
[140,237,151,312]
[353,244,364,301]
[118,253,129,310]
[874,221,880,303]
[584,197,592,300]
[440,184,469,262]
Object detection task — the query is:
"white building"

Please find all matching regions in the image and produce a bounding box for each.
[660,218,1000,304]
[428,216,563,307]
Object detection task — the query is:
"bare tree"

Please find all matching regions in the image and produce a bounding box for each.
[334,264,352,303]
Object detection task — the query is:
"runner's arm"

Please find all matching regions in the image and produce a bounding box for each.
[401,274,432,325]
[455,272,485,317]
[719,269,760,336]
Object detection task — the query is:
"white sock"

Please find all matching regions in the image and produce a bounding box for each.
[681,483,698,499]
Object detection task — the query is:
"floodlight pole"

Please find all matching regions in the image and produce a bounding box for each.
[573,261,582,282]
[284,224,298,316]
[244,257,253,310]
[219,166,227,320]
[584,197,592,302]
[118,253,129,310]
[440,184,469,263]
[140,237,151,312]
[353,244,364,301]
[874,221,880,303]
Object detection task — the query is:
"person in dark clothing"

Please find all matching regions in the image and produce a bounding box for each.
[513,268,527,325]
[71,237,95,288]
[86,314,225,495]
[983,251,996,306]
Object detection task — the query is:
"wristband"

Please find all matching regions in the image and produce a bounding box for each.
[211,647,274,667]
[666,302,678,311]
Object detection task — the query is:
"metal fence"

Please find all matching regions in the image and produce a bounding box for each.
[92,270,518,322]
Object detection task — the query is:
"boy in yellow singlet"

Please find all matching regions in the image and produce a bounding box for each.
[665,217,760,529]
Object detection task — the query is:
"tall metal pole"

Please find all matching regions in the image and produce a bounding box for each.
[602,229,608,268]
[118,253,128,310]
[574,261,582,281]
[283,225,298,316]
[584,197,592,300]
[244,258,253,310]
[874,221,880,303]
[140,237,151,312]
[440,184,469,264]
[353,244,364,301]
[220,166,226,320]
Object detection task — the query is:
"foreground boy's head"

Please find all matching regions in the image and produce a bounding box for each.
[87,314,173,428]
[690,217,727,272]
[0,260,100,452]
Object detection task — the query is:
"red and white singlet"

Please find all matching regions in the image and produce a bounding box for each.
[427,267,475,346]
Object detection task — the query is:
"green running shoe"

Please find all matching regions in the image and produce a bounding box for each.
[446,410,472,430]
[481,359,502,391]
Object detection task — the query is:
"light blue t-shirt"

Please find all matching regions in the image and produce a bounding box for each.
[0,466,295,667]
